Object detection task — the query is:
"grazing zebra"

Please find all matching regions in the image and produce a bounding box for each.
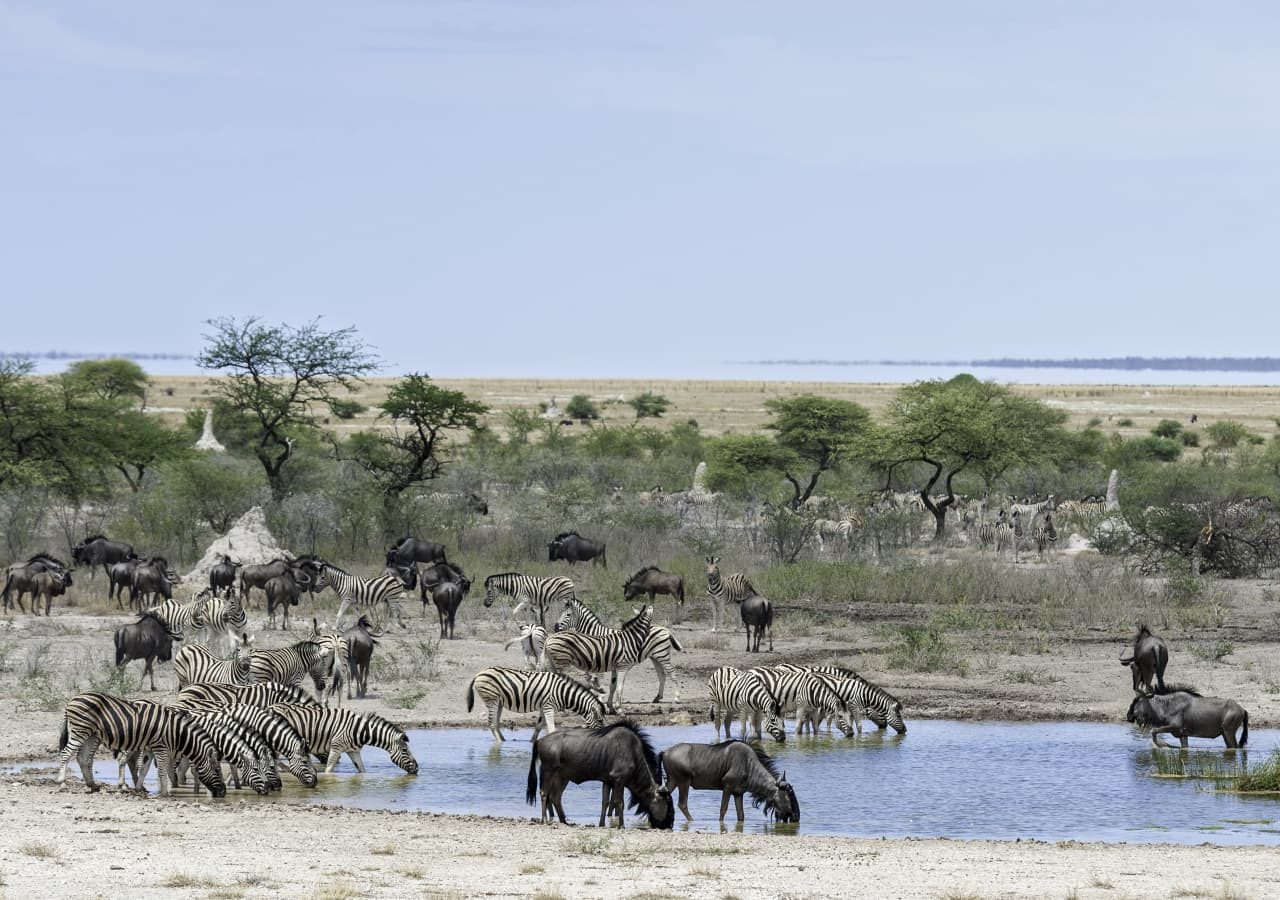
[247,638,334,693]
[315,562,409,630]
[466,666,606,741]
[482,572,576,628]
[704,557,757,633]
[57,691,226,796]
[1034,512,1058,559]
[556,598,684,702]
[220,704,318,787]
[176,680,320,711]
[797,669,907,734]
[503,624,548,669]
[195,589,250,655]
[707,666,786,743]
[173,641,252,689]
[748,666,853,737]
[269,704,419,775]
[540,606,652,713]
[147,595,208,641]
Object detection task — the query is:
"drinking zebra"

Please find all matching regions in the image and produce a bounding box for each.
[176,680,319,712]
[180,710,273,794]
[748,665,853,737]
[708,666,786,742]
[269,704,419,775]
[220,704,318,787]
[314,562,411,630]
[556,598,683,702]
[467,666,606,741]
[57,691,226,796]
[704,556,757,633]
[247,638,335,694]
[173,641,252,689]
[540,606,652,713]
[784,666,907,734]
[482,572,576,628]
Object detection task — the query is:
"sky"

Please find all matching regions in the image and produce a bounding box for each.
[3,1,1279,378]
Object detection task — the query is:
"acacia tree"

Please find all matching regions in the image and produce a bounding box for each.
[197,317,378,500]
[764,395,871,508]
[341,373,489,497]
[868,375,1068,542]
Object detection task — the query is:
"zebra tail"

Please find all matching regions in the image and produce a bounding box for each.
[669,634,685,653]
[525,743,540,806]
[58,718,68,752]
[465,676,477,713]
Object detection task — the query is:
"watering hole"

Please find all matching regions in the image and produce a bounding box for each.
[45,721,1280,845]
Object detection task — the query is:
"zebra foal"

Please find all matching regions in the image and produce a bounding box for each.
[467,666,605,741]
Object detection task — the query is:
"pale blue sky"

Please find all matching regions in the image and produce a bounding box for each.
[2,2,1278,378]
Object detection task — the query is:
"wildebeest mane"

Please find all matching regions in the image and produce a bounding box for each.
[624,565,659,584]
[593,719,660,777]
[79,534,108,544]
[1148,683,1201,697]
[27,552,68,568]
[553,531,583,542]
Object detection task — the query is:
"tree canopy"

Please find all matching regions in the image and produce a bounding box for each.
[764,394,871,507]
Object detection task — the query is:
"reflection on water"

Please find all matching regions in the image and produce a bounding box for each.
[54,720,1280,845]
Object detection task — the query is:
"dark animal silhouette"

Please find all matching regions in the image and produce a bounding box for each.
[432,576,472,639]
[108,556,144,608]
[29,568,73,616]
[548,531,607,567]
[467,492,488,515]
[343,616,378,699]
[209,554,241,597]
[240,558,313,606]
[741,594,773,653]
[130,556,178,609]
[526,721,673,828]
[1127,689,1248,748]
[72,535,135,581]
[1120,624,1169,694]
[386,536,447,568]
[659,740,799,823]
[265,567,311,630]
[623,566,684,605]
[3,553,70,613]
[419,562,467,608]
[114,611,177,691]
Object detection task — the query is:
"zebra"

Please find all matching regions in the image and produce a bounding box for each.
[503,624,548,669]
[1008,495,1054,520]
[704,556,757,633]
[173,641,252,689]
[247,638,334,694]
[1056,497,1109,532]
[1034,511,1058,559]
[540,605,652,713]
[269,704,419,774]
[482,572,575,628]
[978,511,1016,560]
[176,680,320,712]
[220,704,318,787]
[748,665,853,737]
[57,691,226,796]
[147,595,208,641]
[707,666,786,742]
[556,598,684,702]
[194,589,250,655]
[315,562,410,630]
[174,709,273,794]
[794,669,907,734]
[308,620,351,707]
[466,666,606,741]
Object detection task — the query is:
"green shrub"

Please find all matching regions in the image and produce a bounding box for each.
[1207,420,1251,449]
[328,398,366,420]
[1181,430,1200,447]
[1117,417,1135,427]
[628,392,671,419]
[566,395,600,420]
[888,626,968,675]
[1152,419,1183,439]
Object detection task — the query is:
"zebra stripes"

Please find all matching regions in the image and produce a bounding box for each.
[503,624,548,669]
[195,589,249,653]
[540,605,652,712]
[466,666,605,741]
[58,691,226,796]
[978,513,1017,560]
[176,680,319,712]
[270,704,419,774]
[1034,512,1058,559]
[555,598,684,702]
[317,563,408,630]
[173,643,251,689]
[185,710,273,794]
[147,596,207,641]
[748,666,853,737]
[483,573,575,628]
[704,557,757,633]
[779,666,907,734]
[708,666,786,743]
[247,638,334,693]
[220,704,318,787]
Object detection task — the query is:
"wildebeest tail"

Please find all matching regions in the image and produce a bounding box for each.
[526,743,539,806]
[114,630,124,667]
[0,573,11,605]
[58,718,68,752]
[1242,711,1249,747]
[465,676,476,713]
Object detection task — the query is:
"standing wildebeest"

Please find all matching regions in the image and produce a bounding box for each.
[739,593,773,653]
[1127,689,1248,748]
[548,531,607,567]
[526,721,674,829]
[209,554,241,597]
[3,553,71,613]
[419,562,466,605]
[623,566,684,606]
[130,556,179,609]
[108,556,144,609]
[343,615,378,699]
[239,558,318,606]
[72,535,135,582]
[659,741,800,823]
[1120,624,1169,694]
[264,567,312,631]
[29,568,73,616]
[386,536,447,568]
[114,611,178,691]
[432,575,472,639]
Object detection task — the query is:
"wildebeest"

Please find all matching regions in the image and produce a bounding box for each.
[1120,624,1169,694]
[239,558,316,606]
[659,740,800,823]
[432,575,472,639]
[29,568,73,616]
[386,536,447,568]
[343,615,378,699]
[1127,689,1248,748]
[114,611,178,691]
[130,556,179,609]
[526,721,674,829]
[209,554,241,597]
[72,534,135,582]
[548,531,607,567]
[741,594,773,653]
[466,492,489,515]
[419,561,466,605]
[108,556,144,608]
[264,567,312,631]
[3,553,71,613]
[623,566,684,605]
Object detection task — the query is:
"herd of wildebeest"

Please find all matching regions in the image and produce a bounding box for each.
[0,519,1259,829]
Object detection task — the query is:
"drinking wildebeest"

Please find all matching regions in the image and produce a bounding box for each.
[1120,624,1169,694]
[1126,689,1248,749]
[72,534,135,582]
[114,611,178,691]
[386,536,447,568]
[108,556,144,608]
[526,721,674,829]
[432,575,472,639]
[209,554,241,598]
[3,553,70,613]
[130,556,179,609]
[623,566,684,606]
[343,615,378,699]
[659,740,800,823]
[548,531,607,567]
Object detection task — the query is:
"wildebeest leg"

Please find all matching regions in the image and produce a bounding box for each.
[734,792,746,823]
[598,782,610,826]
[677,783,693,821]
[1148,725,1178,748]
[144,655,157,692]
[719,790,731,822]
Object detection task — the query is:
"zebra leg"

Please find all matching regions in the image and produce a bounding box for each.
[325,748,344,774]
[650,658,666,703]
[346,749,366,773]
[541,705,556,737]
[76,737,102,792]
[604,670,620,714]
[334,598,351,629]
[489,702,505,742]
[152,748,172,796]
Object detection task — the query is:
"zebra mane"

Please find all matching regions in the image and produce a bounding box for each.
[624,566,659,584]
